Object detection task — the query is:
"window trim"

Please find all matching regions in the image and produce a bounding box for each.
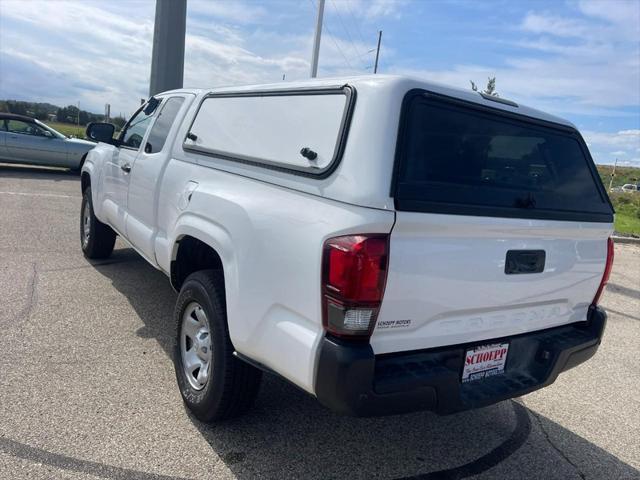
[390,89,614,223]
[182,86,356,179]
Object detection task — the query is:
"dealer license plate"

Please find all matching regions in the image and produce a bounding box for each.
[462,343,509,383]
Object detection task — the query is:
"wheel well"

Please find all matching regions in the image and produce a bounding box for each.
[81,172,91,193]
[171,236,224,290]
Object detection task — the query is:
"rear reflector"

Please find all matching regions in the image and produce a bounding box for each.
[322,234,389,339]
[591,237,614,307]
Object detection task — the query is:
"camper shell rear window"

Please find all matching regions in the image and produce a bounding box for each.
[183,87,355,178]
[392,91,614,223]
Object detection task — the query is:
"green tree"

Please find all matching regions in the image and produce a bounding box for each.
[7,101,28,115]
[470,76,499,97]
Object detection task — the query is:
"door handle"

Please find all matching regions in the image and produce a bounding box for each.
[121,163,132,173]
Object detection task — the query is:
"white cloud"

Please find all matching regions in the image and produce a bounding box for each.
[393,1,639,118]
[328,0,409,20]
[188,0,268,24]
[0,0,637,170]
[583,129,640,165]
[578,0,640,35]
[521,13,589,38]
[0,0,154,115]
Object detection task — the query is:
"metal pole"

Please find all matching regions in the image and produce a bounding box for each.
[310,0,325,78]
[373,30,382,74]
[609,158,618,191]
[149,0,187,96]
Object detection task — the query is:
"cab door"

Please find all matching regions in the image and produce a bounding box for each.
[126,95,191,261]
[102,101,159,235]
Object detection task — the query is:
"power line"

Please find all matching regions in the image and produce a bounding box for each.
[344,0,376,70]
[329,0,365,68]
[308,0,353,71]
[344,0,369,47]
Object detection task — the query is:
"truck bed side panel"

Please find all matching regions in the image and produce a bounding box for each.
[156,159,395,393]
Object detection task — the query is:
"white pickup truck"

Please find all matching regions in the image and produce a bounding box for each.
[81,75,614,422]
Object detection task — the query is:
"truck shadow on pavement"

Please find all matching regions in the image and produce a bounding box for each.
[93,246,639,480]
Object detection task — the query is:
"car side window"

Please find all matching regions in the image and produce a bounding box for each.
[121,107,156,149]
[6,120,47,136]
[145,97,185,154]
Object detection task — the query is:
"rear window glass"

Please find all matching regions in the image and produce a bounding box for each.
[185,90,350,175]
[394,95,613,222]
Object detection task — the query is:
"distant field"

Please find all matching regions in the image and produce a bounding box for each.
[596,164,639,189]
[609,192,640,236]
[596,165,640,236]
[45,121,86,138]
[45,120,121,139]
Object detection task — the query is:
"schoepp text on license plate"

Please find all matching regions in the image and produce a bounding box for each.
[462,343,509,383]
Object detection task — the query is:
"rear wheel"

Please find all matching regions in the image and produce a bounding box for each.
[174,270,262,422]
[80,187,116,259]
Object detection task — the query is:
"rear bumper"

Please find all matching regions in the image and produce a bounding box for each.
[314,306,607,417]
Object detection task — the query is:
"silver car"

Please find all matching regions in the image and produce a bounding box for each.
[0,113,95,170]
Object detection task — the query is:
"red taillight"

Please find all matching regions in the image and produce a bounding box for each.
[592,237,615,307]
[322,234,389,339]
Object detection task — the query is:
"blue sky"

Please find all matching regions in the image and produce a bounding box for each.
[0,0,638,165]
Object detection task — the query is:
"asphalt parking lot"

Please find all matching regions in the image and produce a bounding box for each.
[0,164,638,480]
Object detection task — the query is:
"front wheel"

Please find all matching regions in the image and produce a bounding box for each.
[174,270,262,422]
[80,187,116,259]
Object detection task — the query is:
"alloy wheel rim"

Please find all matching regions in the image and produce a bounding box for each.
[82,200,91,248]
[180,302,212,391]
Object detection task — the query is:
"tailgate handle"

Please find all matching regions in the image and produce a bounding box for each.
[505,250,545,274]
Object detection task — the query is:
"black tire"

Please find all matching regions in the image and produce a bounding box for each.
[80,187,116,259]
[174,270,262,422]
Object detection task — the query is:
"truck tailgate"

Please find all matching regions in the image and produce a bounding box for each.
[371,213,611,354]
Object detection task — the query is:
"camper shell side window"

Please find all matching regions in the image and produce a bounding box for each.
[183,87,356,178]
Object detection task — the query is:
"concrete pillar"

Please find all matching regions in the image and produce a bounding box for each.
[149,0,187,96]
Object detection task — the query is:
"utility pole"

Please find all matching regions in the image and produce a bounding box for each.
[609,158,618,191]
[373,30,382,74]
[310,0,325,78]
[149,0,187,96]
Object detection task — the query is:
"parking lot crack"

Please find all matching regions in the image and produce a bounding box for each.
[532,410,586,479]
[21,262,39,321]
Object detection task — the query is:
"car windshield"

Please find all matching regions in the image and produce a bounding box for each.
[35,120,67,139]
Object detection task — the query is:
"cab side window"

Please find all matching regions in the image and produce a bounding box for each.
[121,103,159,149]
[145,97,185,154]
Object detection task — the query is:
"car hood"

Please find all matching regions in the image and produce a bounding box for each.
[66,138,96,147]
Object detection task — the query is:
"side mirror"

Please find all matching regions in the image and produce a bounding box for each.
[86,122,115,144]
